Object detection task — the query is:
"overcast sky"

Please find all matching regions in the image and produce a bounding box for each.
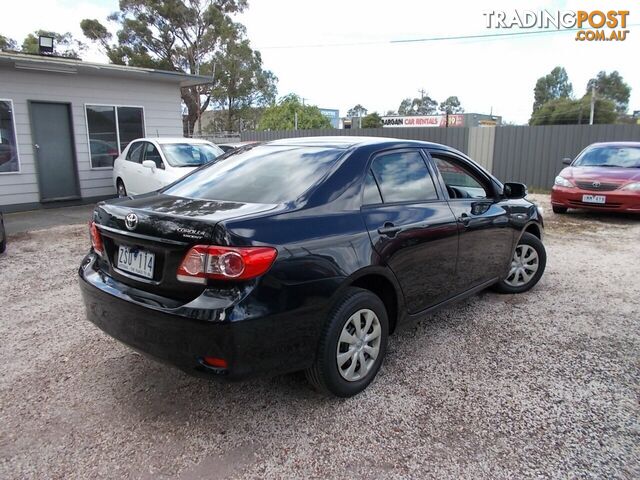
[3,0,638,124]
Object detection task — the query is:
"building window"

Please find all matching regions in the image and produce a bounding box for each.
[0,99,20,174]
[86,105,145,168]
[117,107,145,152]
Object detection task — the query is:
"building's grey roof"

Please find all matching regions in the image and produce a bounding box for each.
[0,51,211,87]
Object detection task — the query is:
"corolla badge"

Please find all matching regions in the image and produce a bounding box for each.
[177,227,206,239]
[125,213,138,231]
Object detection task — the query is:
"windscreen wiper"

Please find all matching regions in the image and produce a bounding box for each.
[215,142,262,161]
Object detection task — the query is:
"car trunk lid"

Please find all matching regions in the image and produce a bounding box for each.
[93,194,278,301]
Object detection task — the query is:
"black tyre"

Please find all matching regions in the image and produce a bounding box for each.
[552,205,568,214]
[0,218,5,254]
[493,232,546,294]
[306,287,388,397]
[116,179,127,198]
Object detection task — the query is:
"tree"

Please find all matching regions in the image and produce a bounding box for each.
[413,94,438,115]
[258,94,332,130]
[361,112,382,128]
[532,66,573,112]
[397,98,413,115]
[586,71,631,113]
[210,37,277,131]
[397,93,438,115]
[0,34,17,51]
[21,30,85,58]
[347,104,367,118]
[529,97,616,125]
[439,96,464,114]
[81,1,275,135]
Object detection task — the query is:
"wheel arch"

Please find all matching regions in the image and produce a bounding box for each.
[523,221,542,240]
[343,267,405,334]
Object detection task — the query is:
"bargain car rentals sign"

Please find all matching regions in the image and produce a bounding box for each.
[381,115,464,128]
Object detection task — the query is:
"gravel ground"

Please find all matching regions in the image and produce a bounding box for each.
[0,194,639,479]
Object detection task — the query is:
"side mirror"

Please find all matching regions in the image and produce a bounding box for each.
[503,182,528,199]
[562,157,572,165]
[142,160,156,170]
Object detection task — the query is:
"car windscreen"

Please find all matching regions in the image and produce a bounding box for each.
[163,144,345,204]
[573,146,640,168]
[160,143,224,167]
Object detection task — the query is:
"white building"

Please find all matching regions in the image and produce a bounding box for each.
[0,51,207,211]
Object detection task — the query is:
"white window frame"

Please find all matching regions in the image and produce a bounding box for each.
[0,98,21,175]
[84,103,146,170]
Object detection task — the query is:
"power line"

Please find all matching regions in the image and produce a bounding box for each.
[256,25,639,50]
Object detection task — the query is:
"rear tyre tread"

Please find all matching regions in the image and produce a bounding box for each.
[305,288,362,394]
[0,221,5,254]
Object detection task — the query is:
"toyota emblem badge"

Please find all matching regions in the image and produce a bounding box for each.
[125,213,138,231]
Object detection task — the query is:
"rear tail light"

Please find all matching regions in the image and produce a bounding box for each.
[177,245,277,284]
[89,221,104,256]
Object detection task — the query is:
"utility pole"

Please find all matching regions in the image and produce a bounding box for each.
[294,111,298,130]
[589,84,596,125]
[418,88,426,114]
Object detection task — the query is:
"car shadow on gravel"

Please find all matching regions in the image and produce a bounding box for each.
[92,296,480,419]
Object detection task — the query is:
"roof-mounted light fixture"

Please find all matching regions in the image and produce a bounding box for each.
[38,35,54,55]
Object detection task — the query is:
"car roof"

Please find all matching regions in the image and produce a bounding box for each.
[217,141,258,147]
[130,137,215,145]
[264,136,453,151]
[587,141,640,148]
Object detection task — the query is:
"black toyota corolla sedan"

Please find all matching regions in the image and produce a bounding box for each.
[80,137,546,397]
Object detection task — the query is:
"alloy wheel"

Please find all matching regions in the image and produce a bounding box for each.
[336,309,381,382]
[504,244,539,287]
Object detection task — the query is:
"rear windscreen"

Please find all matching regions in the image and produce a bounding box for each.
[163,145,345,204]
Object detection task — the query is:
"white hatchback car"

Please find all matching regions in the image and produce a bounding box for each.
[113,138,224,197]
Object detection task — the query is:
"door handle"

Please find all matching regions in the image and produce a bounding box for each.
[377,222,401,236]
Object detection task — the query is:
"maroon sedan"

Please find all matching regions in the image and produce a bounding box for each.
[551,142,640,214]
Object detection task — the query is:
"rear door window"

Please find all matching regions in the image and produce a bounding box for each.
[163,145,345,204]
[362,170,383,205]
[370,150,438,203]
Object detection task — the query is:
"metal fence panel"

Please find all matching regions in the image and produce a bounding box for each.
[492,125,640,190]
[241,127,469,153]
[468,127,495,170]
[241,125,640,191]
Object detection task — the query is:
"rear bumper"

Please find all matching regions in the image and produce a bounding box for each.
[551,186,640,213]
[79,254,328,379]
